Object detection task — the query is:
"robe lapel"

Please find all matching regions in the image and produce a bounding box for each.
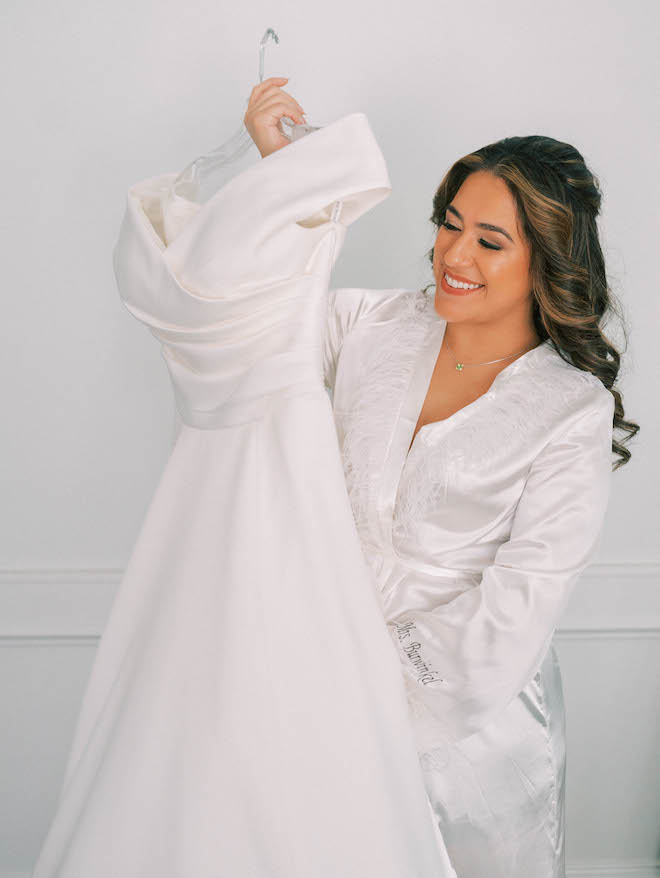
[376,311,446,557]
[376,297,553,563]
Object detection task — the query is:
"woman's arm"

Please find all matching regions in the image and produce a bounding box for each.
[387,389,615,752]
[323,287,378,394]
[323,287,413,394]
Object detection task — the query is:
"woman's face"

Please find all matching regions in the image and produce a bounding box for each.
[432,170,534,326]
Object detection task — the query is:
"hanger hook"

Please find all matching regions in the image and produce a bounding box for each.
[258,28,279,83]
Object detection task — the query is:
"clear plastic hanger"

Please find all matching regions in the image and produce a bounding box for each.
[170,28,321,206]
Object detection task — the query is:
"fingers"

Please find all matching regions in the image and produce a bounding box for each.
[250,76,289,97]
[248,77,305,118]
[277,89,305,118]
[248,77,289,109]
[254,96,305,124]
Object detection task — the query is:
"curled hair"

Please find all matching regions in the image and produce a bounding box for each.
[425,135,638,469]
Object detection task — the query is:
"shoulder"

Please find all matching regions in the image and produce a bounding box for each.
[328,285,433,334]
[329,285,414,319]
[530,347,614,455]
[542,346,614,416]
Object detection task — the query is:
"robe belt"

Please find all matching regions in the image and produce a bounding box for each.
[361,544,482,594]
[173,378,327,430]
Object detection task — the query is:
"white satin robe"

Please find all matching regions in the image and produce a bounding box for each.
[30,113,457,878]
[323,284,615,877]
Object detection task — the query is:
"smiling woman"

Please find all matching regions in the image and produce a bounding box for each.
[322,130,639,878]
[424,135,637,468]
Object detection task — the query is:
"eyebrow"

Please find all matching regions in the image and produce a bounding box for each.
[446,205,514,243]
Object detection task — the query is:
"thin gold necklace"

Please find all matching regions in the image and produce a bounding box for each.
[444,336,538,373]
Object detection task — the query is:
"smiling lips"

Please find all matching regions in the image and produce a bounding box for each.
[441,268,485,295]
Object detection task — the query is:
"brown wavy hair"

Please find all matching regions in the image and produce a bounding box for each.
[424,135,638,470]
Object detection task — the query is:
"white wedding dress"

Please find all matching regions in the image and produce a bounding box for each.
[30,113,456,877]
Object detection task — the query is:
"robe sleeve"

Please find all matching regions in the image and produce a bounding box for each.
[323,287,412,393]
[387,389,615,750]
[324,289,361,392]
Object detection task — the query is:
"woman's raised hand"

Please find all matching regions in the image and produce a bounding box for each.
[243,77,306,159]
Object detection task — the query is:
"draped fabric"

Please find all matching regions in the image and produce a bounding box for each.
[31,113,456,878]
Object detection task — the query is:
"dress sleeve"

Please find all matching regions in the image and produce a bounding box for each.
[113,112,391,325]
[387,390,615,750]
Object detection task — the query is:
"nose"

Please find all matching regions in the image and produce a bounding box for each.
[442,235,475,269]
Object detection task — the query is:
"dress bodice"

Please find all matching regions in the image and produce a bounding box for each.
[112,113,391,430]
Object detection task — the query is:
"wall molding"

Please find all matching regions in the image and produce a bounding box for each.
[0,562,658,644]
[3,860,659,878]
[566,863,660,877]
[554,628,660,641]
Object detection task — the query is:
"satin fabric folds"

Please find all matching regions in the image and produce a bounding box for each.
[30,114,456,878]
[324,284,615,877]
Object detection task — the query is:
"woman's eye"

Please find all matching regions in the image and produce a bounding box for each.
[440,219,501,251]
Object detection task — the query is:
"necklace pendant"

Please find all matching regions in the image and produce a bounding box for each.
[455,363,464,372]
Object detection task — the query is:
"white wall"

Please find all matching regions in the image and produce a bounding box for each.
[2,0,658,874]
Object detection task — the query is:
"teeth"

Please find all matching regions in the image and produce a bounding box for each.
[445,272,482,290]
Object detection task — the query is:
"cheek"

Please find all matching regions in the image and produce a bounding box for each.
[433,234,450,266]
[482,253,529,293]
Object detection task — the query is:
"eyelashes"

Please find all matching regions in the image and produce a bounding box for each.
[440,220,502,251]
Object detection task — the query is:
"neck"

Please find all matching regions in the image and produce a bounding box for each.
[439,312,540,365]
